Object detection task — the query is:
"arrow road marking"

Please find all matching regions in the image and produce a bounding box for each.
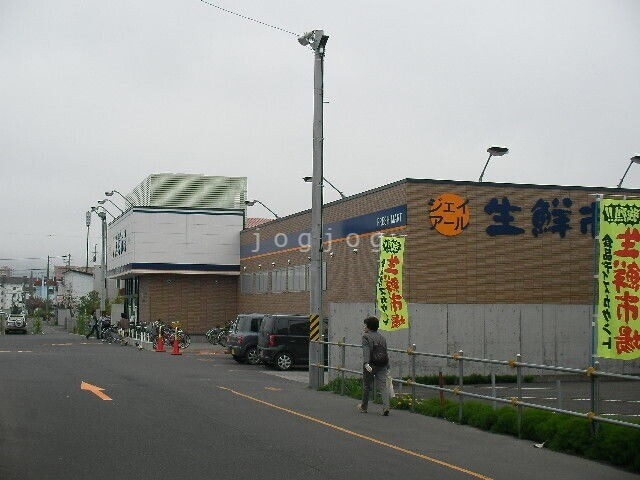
[80,381,113,401]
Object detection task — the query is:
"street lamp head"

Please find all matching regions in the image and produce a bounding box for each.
[302,177,312,182]
[487,146,509,157]
[245,200,256,206]
[617,155,640,188]
[479,146,510,182]
[298,30,328,51]
[98,199,106,205]
[105,190,114,197]
[298,32,312,46]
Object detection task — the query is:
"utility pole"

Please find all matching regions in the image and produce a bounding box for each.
[86,211,91,271]
[298,29,329,388]
[45,255,50,321]
[98,211,107,312]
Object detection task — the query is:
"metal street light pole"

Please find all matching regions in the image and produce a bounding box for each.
[99,198,124,214]
[479,146,509,182]
[98,211,107,312]
[303,176,346,199]
[85,211,91,271]
[105,190,135,208]
[244,200,280,218]
[617,155,640,188]
[299,29,329,388]
[92,205,115,220]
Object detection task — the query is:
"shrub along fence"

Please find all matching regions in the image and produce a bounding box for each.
[313,338,640,433]
[315,338,640,472]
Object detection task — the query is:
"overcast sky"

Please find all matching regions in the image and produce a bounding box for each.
[1,0,639,275]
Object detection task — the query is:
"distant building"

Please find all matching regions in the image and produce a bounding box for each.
[57,268,95,307]
[0,276,28,313]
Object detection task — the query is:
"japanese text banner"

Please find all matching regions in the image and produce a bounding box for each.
[597,199,640,360]
[377,236,409,331]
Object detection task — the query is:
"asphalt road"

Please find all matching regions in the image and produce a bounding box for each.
[0,327,637,480]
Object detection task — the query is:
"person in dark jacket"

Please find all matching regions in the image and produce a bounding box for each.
[358,316,390,415]
[86,313,99,339]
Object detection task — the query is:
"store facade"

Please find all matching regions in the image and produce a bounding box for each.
[239,179,640,375]
[106,174,246,333]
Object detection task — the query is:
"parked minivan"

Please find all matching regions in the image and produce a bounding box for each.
[257,314,312,371]
[226,313,265,364]
[258,314,328,371]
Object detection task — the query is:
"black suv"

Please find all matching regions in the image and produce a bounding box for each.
[258,314,328,371]
[227,314,265,364]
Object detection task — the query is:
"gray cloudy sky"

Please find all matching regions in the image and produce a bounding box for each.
[1,0,639,275]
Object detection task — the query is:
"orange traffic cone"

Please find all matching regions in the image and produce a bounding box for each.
[171,337,181,356]
[155,334,165,352]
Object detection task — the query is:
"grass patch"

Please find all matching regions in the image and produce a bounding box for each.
[321,376,640,473]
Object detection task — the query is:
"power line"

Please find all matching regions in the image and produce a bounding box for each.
[199,0,299,37]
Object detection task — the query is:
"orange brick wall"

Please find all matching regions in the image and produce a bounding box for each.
[138,274,237,333]
[238,179,633,314]
[405,181,600,305]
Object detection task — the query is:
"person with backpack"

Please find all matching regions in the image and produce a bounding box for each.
[358,316,390,416]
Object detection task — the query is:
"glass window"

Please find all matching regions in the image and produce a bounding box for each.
[250,317,261,332]
[287,265,307,292]
[288,319,309,336]
[275,318,289,335]
[272,268,286,293]
[255,272,269,293]
[240,274,254,294]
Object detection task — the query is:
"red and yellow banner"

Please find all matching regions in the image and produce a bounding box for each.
[597,199,640,359]
[377,236,409,331]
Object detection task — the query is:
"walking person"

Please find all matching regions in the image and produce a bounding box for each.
[358,316,391,416]
[86,313,99,339]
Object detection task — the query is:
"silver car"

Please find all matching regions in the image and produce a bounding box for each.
[5,314,28,334]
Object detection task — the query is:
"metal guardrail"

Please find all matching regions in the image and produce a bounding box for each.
[311,338,640,435]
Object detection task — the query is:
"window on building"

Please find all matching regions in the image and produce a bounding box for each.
[240,273,254,294]
[255,271,269,293]
[272,269,286,293]
[287,265,307,292]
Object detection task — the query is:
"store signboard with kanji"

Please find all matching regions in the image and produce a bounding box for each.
[377,236,409,331]
[597,199,640,359]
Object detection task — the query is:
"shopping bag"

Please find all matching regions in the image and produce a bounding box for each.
[387,371,395,397]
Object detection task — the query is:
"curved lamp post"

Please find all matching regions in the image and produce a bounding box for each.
[617,156,640,188]
[105,190,135,208]
[303,176,345,199]
[479,146,509,182]
[98,198,124,214]
[91,205,114,219]
[245,200,279,218]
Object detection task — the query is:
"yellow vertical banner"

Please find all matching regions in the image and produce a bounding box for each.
[598,199,640,359]
[377,236,409,331]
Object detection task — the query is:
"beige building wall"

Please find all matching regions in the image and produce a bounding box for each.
[138,274,237,333]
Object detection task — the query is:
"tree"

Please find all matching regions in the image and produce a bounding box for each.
[77,291,100,317]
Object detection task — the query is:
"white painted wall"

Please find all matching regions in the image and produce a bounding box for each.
[107,208,243,276]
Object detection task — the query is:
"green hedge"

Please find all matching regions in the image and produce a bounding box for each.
[320,376,640,473]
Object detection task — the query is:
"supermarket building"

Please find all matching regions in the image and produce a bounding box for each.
[106,173,640,375]
[238,178,640,375]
